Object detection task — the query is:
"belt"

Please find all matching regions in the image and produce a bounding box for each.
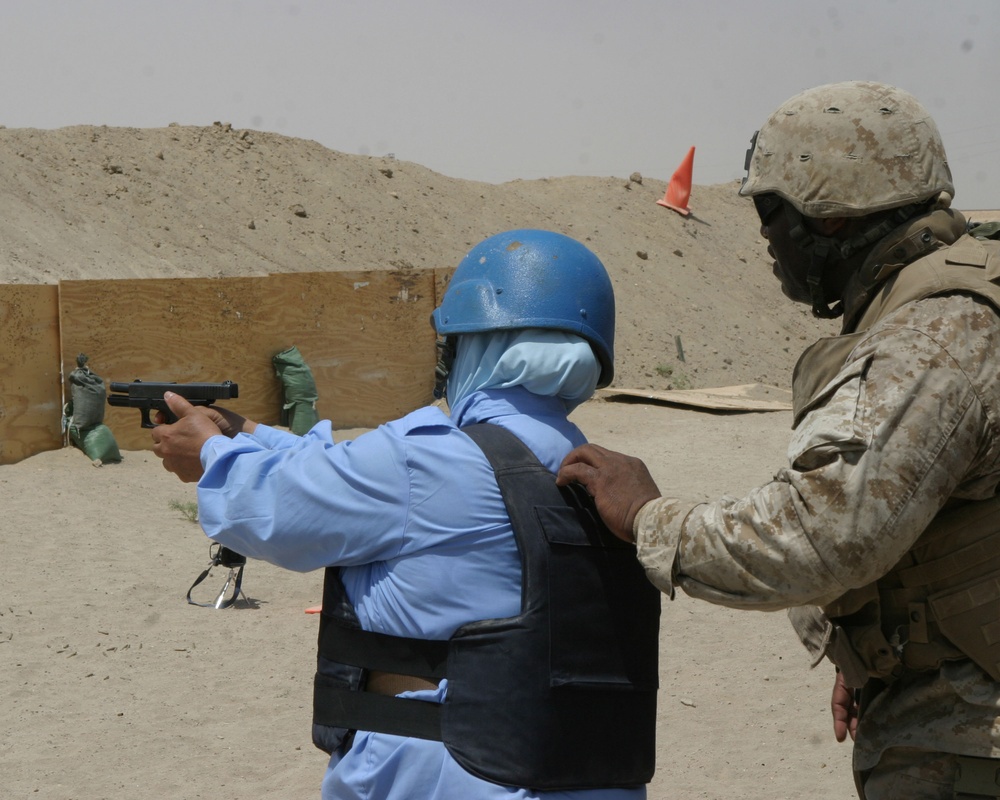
[365,670,440,696]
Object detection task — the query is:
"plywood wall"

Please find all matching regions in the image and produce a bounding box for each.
[0,285,63,464]
[0,269,444,461]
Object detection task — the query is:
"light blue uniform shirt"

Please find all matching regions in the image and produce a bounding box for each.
[196,387,647,800]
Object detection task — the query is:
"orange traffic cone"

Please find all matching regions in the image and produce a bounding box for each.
[657,146,695,216]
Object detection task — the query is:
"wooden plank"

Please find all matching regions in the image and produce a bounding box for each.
[0,285,63,464]
[598,383,793,412]
[268,271,438,426]
[59,270,442,451]
[434,268,451,309]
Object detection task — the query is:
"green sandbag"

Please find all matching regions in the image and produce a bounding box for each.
[68,354,107,430]
[970,221,1000,241]
[273,345,319,435]
[70,423,123,464]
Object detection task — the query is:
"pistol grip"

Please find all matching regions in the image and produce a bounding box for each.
[140,405,179,428]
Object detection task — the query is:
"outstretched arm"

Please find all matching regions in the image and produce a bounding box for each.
[556,443,662,542]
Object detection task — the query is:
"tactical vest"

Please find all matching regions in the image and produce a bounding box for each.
[312,423,661,789]
[789,228,1000,688]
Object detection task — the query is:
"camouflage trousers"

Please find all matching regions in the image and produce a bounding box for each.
[862,748,1000,800]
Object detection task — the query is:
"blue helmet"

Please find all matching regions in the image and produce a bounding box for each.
[432,229,615,387]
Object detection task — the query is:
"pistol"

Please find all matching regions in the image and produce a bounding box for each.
[108,380,239,428]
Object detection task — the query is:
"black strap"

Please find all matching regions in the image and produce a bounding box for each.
[317,618,448,680]
[312,585,449,740]
[314,673,444,741]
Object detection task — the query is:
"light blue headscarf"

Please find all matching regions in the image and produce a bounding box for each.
[446,328,601,413]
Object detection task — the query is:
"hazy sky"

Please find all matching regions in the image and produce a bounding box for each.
[2,0,998,209]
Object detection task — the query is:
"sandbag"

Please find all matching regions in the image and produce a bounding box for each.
[67,354,107,430]
[69,422,123,464]
[970,220,1000,241]
[273,345,319,435]
[63,354,123,464]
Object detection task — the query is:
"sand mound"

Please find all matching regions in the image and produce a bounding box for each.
[0,123,839,392]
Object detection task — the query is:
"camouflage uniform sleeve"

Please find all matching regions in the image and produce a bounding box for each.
[633,497,696,598]
[635,296,1000,612]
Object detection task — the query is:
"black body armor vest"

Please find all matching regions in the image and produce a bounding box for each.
[312,423,661,789]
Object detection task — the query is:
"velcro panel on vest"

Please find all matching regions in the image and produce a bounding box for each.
[898,497,1000,591]
[446,424,660,790]
[543,496,659,688]
[944,237,990,268]
[928,577,1000,681]
[879,496,1000,679]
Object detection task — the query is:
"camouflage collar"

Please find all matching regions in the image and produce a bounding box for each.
[840,208,968,331]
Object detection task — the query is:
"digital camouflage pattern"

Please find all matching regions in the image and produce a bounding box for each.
[739,81,955,218]
[634,210,1000,775]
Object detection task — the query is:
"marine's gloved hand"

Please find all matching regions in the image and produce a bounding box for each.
[151,392,255,483]
[831,669,858,743]
[556,443,661,543]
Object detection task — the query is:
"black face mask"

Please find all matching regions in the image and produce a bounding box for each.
[433,336,456,400]
[752,192,783,227]
[755,193,844,319]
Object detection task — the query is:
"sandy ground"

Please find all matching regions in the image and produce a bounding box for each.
[1,398,854,800]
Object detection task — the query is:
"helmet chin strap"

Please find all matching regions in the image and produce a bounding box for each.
[784,204,844,319]
[783,201,926,319]
[803,240,843,319]
[433,336,457,399]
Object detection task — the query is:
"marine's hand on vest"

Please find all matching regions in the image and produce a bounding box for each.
[556,443,662,543]
[831,669,858,743]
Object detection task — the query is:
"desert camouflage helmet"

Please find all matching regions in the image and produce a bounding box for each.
[740,81,954,218]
